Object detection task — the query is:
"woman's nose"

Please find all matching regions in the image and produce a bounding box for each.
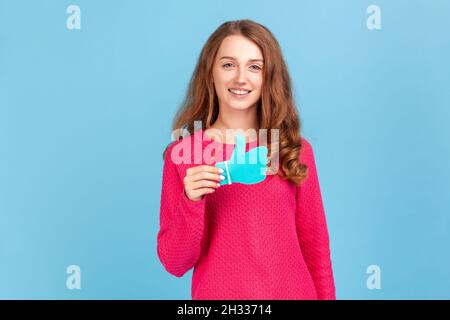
[235,67,247,83]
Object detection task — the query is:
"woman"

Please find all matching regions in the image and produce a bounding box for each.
[157,19,336,300]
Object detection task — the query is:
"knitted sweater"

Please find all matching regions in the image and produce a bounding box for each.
[157,129,336,300]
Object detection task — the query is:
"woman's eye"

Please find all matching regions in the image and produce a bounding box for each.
[250,65,262,71]
[223,63,233,68]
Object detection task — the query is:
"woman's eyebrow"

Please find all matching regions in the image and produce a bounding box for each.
[219,56,264,63]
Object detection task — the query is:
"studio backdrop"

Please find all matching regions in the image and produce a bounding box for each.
[1,0,449,299]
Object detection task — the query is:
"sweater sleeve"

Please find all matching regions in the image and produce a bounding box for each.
[295,138,336,300]
[156,143,207,277]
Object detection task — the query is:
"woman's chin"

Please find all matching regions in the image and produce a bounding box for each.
[227,101,258,111]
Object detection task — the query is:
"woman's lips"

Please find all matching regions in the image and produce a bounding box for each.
[228,88,251,99]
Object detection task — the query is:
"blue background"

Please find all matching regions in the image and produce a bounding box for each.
[1,0,449,299]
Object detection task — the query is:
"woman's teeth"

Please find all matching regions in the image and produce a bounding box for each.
[228,89,251,95]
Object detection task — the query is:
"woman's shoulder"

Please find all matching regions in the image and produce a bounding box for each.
[299,136,315,164]
[300,136,311,148]
[300,135,313,151]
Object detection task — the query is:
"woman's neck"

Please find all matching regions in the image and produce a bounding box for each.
[208,117,259,144]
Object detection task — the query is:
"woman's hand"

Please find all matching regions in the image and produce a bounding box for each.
[183,165,225,201]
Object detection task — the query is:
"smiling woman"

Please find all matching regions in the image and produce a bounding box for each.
[157,19,336,300]
[214,38,264,108]
[209,34,265,135]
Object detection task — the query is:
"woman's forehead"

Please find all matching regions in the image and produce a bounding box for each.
[217,35,263,60]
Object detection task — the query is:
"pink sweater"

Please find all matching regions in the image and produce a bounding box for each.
[157,129,336,300]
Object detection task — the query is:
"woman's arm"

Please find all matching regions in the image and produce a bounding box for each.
[295,138,336,299]
[156,143,206,277]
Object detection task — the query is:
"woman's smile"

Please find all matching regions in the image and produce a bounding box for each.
[228,88,252,99]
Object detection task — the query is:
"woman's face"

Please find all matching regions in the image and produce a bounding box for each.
[212,35,264,112]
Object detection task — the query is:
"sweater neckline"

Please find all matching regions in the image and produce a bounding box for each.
[194,128,259,146]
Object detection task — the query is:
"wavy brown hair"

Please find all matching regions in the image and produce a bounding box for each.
[163,19,308,186]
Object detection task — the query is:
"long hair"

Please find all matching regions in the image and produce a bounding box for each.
[164,19,308,186]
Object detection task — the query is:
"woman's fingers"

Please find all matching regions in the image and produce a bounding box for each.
[186,165,222,177]
[189,171,224,183]
[191,179,221,190]
[183,165,224,201]
[184,165,224,184]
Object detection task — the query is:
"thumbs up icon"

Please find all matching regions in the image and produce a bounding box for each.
[215,133,268,186]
